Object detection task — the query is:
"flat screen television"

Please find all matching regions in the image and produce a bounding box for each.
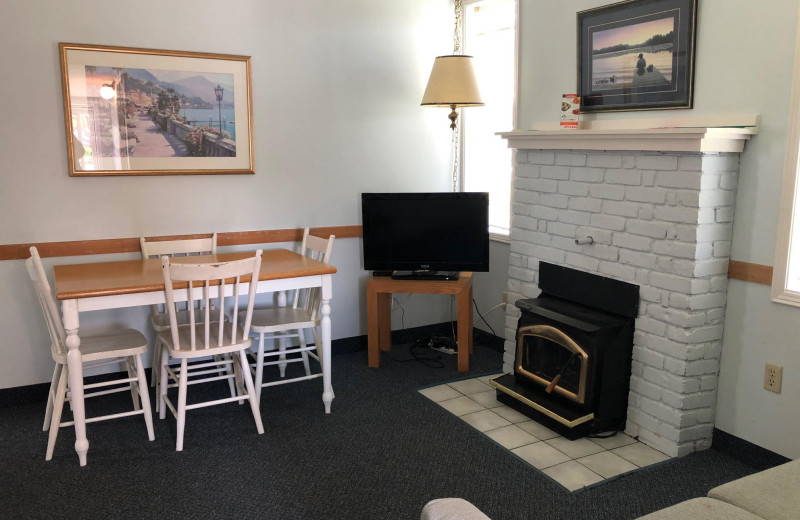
[361,192,490,280]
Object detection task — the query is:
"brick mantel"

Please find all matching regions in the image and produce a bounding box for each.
[499,138,749,457]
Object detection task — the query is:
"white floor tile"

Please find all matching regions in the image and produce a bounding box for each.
[468,390,504,409]
[517,420,560,440]
[460,409,512,432]
[476,373,504,386]
[438,396,485,416]
[512,441,571,469]
[612,442,670,467]
[587,432,638,450]
[577,451,638,479]
[448,378,494,396]
[419,384,462,403]
[545,436,605,459]
[485,425,539,450]
[542,460,605,492]
[491,406,531,424]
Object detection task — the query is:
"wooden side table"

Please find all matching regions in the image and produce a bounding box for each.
[366,272,473,372]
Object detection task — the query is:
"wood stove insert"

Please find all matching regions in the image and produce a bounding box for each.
[491,262,639,439]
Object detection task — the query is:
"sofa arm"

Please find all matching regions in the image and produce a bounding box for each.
[708,459,800,520]
[636,497,764,519]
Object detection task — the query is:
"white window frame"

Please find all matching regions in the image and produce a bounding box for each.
[460,0,519,243]
[772,13,800,306]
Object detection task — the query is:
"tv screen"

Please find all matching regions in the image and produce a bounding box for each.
[361,192,490,275]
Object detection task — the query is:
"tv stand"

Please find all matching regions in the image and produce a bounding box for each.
[390,270,460,281]
[367,272,473,372]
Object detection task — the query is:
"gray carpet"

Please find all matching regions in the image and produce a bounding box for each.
[0,337,777,519]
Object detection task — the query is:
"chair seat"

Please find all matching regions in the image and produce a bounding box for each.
[158,322,252,358]
[52,329,149,364]
[247,307,317,333]
[151,309,226,332]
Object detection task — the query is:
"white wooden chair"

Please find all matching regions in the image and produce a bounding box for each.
[244,229,335,404]
[139,234,221,394]
[27,247,154,461]
[157,251,264,451]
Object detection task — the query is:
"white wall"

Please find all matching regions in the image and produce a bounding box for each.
[0,0,493,389]
[517,0,800,458]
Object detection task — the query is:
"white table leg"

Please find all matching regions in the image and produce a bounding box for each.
[61,299,88,466]
[321,275,333,414]
[277,290,288,377]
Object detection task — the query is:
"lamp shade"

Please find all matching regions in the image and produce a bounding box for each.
[421,55,484,107]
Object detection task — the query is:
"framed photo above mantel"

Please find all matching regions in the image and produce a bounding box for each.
[59,43,254,176]
[577,0,697,113]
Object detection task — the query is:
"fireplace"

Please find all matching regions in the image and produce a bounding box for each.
[492,262,639,439]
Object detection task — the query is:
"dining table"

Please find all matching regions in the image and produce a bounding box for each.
[53,248,337,466]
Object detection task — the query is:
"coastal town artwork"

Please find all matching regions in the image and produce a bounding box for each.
[576,0,696,113]
[59,43,253,176]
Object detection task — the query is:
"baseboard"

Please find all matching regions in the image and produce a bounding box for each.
[712,428,791,471]
[0,323,506,408]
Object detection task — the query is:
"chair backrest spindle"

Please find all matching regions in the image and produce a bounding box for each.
[26,247,67,359]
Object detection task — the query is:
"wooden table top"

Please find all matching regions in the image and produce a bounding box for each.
[54,249,337,300]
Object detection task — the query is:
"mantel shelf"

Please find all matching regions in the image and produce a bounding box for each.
[498,125,758,154]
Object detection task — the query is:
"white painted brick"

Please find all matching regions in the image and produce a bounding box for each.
[583,244,620,261]
[516,177,558,193]
[512,203,530,217]
[575,226,613,244]
[702,154,739,172]
[555,153,586,167]
[699,189,737,207]
[530,246,566,264]
[656,256,673,273]
[688,292,728,310]
[620,249,658,269]
[512,215,539,231]
[636,317,667,336]
[568,197,603,212]
[627,220,670,238]
[626,186,667,204]
[516,163,541,178]
[564,253,599,271]
[642,365,700,394]
[715,206,735,222]
[653,205,700,224]
[510,240,542,258]
[539,193,570,209]
[627,407,661,434]
[529,205,558,221]
[691,279,710,294]
[666,192,677,206]
[547,221,578,238]
[613,233,653,252]
[678,155,702,171]
[528,151,555,165]
[549,235,583,253]
[720,172,738,190]
[515,190,540,205]
[520,282,540,298]
[693,259,730,277]
[508,253,524,267]
[713,241,732,258]
[639,205,654,220]
[508,266,535,283]
[639,286,662,302]
[641,397,682,426]
[558,209,591,226]
[622,155,636,168]
[641,171,656,187]
[590,213,626,231]
[698,209,716,224]
[676,191,700,207]
[605,169,642,185]
[700,375,718,391]
[656,171,702,189]
[629,374,664,398]
[570,167,605,182]
[653,240,700,259]
[603,200,640,217]
[558,181,590,197]
[696,223,733,243]
[541,165,570,180]
[599,260,636,280]
[513,229,551,247]
[637,155,678,170]
[590,184,626,200]
[538,220,548,232]
[586,154,623,168]
[700,174,720,190]
[706,308,724,323]
[646,335,690,358]
[667,325,724,344]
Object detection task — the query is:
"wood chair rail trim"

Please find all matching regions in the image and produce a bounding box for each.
[0,226,361,261]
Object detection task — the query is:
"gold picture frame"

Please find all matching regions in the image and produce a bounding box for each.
[59,43,254,176]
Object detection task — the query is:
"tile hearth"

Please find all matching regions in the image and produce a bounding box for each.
[419,374,672,492]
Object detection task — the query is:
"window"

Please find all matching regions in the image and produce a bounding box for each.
[772,13,800,306]
[461,0,518,238]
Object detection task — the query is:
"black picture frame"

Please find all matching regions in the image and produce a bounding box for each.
[577,0,697,113]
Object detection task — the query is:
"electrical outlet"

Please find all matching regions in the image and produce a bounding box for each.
[764,363,783,394]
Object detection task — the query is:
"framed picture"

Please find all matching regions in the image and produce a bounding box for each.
[577,0,697,113]
[59,43,254,176]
